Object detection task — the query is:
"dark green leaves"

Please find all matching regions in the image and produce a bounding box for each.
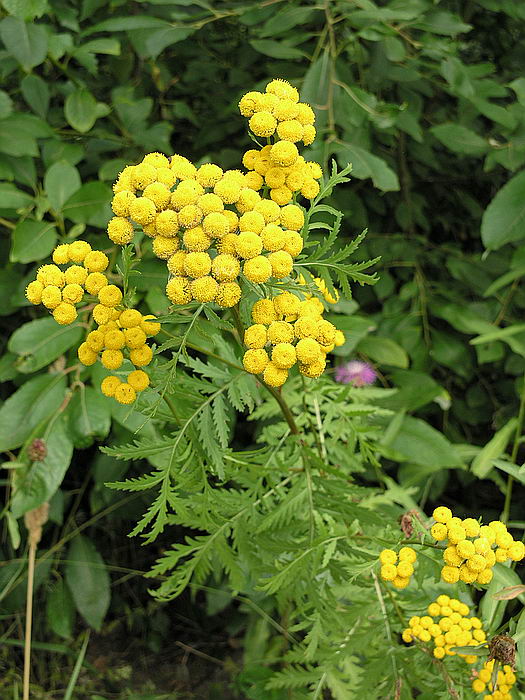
[385,415,463,469]
[11,414,73,517]
[0,17,48,71]
[9,318,83,374]
[44,162,81,212]
[0,373,66,452]
[62,181,112,226]
[335,143,399,192]
[65,535,110,631]
[64,89,98,133]
[68,386,111,447]
[10,219,57,263]
[249,40,304,60]
[481,170,525,250]
[431,123,488,156]
[21,74,50,118]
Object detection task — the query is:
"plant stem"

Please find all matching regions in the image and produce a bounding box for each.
[502,370,525,523]
[23,540,36,700]
[261,382,300,435]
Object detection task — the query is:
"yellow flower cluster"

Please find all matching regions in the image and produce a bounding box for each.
[242,291,345,386]
[25,241,109,325]
[78,308,160,405]
[472,659,516,699]
[430,506,525,585]
[379,547,417,589]
[107,79,325,311]
[402,595,485,662]
[239,79,321,202]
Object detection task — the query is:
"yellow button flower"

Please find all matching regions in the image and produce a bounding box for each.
[243,348,269,375]
[101,375,121,397]
[114,383,137,405]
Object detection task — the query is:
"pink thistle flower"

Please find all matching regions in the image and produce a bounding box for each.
[335,360,376,387]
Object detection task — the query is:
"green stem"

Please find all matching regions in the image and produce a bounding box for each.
[502,370,525,523]
[261,382,300,435]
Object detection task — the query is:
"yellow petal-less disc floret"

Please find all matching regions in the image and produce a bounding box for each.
[127,369,150,392]
[130,345,153,367]
[85,272,108,295]
[78,342,98,366]
[25,280,44,305]
[398,547,417,563]
[271,343,296,370]
[108,217,134,245]
[202,212,229,238]
[119,309,143,328]
[62,284,84,305]
[37,264,65,288]
[101,375,121,397]
[280,204,305,231]
[244,324,268,349]
[52,244,70,264]
[68,240,91,263]
[124,328,147,349]
[41,286,62,309]
[243,348,269,374]
[263,362,288,387]
[212,254,240,282]
[268,251,293,279]
[243,256,272,284]
[152,236,180,260]
[101,349,124,370]
[196,234,219,261]
[83,251,109,273]
[166,277,193,305]
[379,549,398,565]
[184,252,212,279]
[104,328,126,350]
[129,197,157,225]
[274,291,301,319]
[270,141,299,167]
[114,383,137,405]
[98,285,123,308]
[235,232,263,260]
[190,276,219,302]
[249,111,277,137]
[53,302,77,325]
[216,282,241,308]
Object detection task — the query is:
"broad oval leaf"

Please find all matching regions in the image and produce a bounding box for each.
[44,161,81,212]
[481,169,525,250]
[11,414,73,518]
[9,317,83,373]
[64,89,98,133]
[10,219,57,263]
[0,373,67,452]
[65,535,110,631]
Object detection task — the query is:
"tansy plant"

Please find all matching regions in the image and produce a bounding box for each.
[16,78,525,698]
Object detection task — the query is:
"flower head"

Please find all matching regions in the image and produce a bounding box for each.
[335,361,376,386]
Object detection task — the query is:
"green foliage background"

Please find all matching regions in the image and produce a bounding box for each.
[2,0,525,696]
